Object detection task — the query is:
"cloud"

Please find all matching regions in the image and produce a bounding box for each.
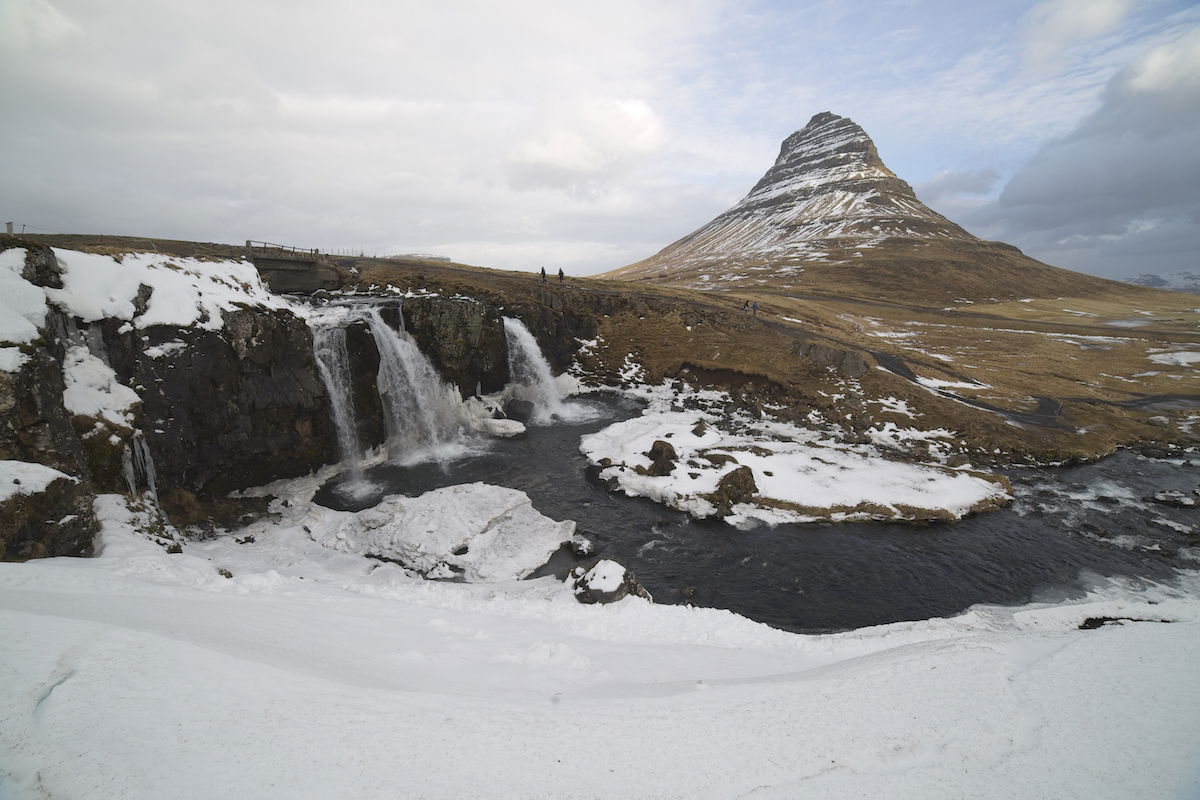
[1021,0,1133,73]
[914,169,999,205]
[506,99,666,192]
[970,26,1200,277]
[0,0,79,50]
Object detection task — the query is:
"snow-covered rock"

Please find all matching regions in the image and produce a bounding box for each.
[571,559,652,604]
[325,483,574,581]
[581,409,1010,525]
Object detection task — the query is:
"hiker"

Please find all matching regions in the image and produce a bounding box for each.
[751,301,759,316]
[540,266,547,283]
[742,300,749,312]
[558,267,564,285]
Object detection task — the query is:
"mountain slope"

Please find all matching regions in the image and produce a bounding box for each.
[605,112,1128,303]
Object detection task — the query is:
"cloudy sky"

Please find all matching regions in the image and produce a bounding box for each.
[1,0,1196,279]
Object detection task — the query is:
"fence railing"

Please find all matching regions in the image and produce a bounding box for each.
[245,240,320,257]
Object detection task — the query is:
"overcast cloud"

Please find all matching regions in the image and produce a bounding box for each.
[0,0,1196,279]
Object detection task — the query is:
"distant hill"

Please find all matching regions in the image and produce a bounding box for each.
[604,112,1133,303]
[1125,271,1200,294]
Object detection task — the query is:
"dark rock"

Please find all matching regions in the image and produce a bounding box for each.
[705,465,758,516]
[400,297,509,396]
[567,534,595,557]
[0,473,96,561]
[572,559,653,604]
[1148,490,1198,509]
[505,399,535,423]
[645,439,678,476]
[792,341,870,379]
[691,420,708,437]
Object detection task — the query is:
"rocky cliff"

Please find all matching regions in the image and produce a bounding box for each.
[0,238,342,558]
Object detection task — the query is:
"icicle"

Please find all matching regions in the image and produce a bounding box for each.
[122,429,159,503]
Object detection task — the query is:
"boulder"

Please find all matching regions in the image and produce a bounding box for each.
[0,462,96,560]
[705,465,759,516]
[505,399,535,423]
[572,559,652,604]
[644,439,678,477]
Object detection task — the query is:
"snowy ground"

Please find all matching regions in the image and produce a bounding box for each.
[579,379,1009,525]
[2,491,1199,799]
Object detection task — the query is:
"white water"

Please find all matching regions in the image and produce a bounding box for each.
[309,302,471,472]
[503,317,569,424]
[363,307,469,461]
[312,324,366,477]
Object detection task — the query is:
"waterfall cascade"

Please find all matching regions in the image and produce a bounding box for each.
[312,324,365,475]
[364,307,467,457]
[502,317,568,424]
[310,302,469,471]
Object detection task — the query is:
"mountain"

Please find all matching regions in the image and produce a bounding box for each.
[1125,271,1200,294]
[605,112,1123,302]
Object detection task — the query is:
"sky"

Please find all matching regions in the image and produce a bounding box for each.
[0,0,1197,280]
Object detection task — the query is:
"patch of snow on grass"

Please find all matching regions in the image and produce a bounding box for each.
[581,409,1007,525]
[916,376,987,390]
[45,248,287,330]
[1149,351,1200,367]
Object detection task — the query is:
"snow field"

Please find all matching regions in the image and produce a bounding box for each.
[1,494,1198,799]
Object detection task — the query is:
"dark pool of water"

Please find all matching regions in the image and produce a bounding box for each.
[315,394,1199,633]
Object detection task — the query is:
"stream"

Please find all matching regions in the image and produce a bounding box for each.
[315,393,1199,633]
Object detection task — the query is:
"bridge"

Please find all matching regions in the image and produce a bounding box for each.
[245,240,338,293]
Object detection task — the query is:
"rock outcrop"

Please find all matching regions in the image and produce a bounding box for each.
[572,559,653,604]
[0,237,339,558]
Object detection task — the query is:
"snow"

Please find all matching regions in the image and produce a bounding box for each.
[580,409,1008,525]
[0,460,75,503]
[44,248,288,330]
[60,345,140,428]
[916,376,986,390]
[322,483,575,581]
[0,346,28,372]
[0,247,48,346]
[581,559,626,593]
[1,493,1198,799]
[1148,350,1200,367]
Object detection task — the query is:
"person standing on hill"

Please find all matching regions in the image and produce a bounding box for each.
[540,266,547,283]
[751,301,759,316]
[558,267,564,285]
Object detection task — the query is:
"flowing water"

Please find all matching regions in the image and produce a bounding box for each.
[316,394,1199,633]
[503,317,568,424]
[312,324,365,473]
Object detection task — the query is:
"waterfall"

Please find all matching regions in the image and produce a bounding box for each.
[503,317,568,424]
[312,324,365,475]
[309,301,469,471]
[364,307,466,457]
